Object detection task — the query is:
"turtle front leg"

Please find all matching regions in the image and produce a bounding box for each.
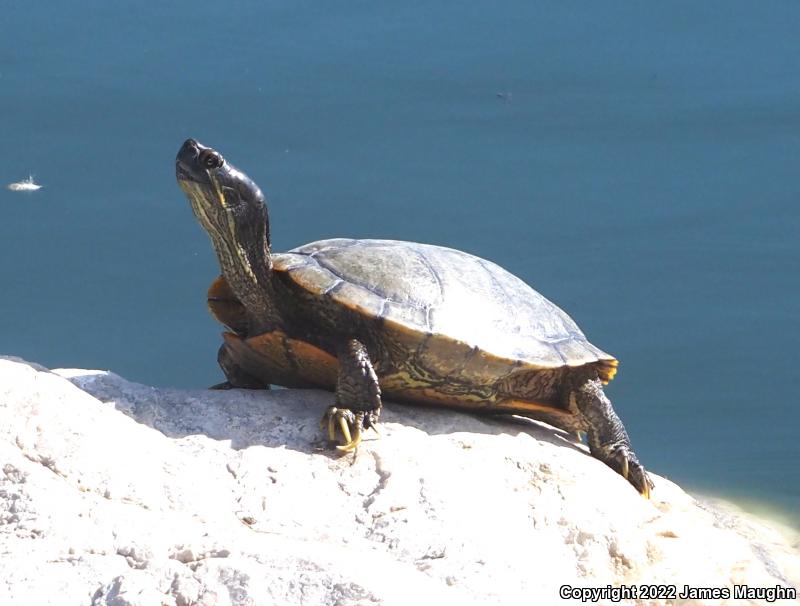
[321,339,382,452]
[570,373,653,497]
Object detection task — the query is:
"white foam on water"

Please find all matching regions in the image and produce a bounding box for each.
[7,175,43,192]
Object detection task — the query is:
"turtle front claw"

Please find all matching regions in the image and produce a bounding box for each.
[600,442,654,498]
[324,339,383,453]
[321,406,378,452]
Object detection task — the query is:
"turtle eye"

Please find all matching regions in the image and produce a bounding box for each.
[199,149,224,170]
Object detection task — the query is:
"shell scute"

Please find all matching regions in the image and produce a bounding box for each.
[278,239,616,372]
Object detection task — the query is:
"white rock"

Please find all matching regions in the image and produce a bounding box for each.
[0,356,797,605]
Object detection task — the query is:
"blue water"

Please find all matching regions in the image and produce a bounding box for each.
[2,2,798,523]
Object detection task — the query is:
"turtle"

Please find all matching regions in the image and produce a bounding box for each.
[175,138,652,496]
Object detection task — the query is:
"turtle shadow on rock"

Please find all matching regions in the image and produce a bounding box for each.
[60,370,588,459]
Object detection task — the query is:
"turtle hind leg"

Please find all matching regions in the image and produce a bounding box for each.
[321,339,382,453]
[213,343,270,390]
[569,371,653,497]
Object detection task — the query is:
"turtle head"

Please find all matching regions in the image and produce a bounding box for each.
[176,139,275,323]
[176,138,270,250]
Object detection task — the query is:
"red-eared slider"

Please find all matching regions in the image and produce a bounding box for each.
[176,139,652,496]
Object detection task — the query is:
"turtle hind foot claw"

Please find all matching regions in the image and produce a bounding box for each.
[209,381,234,390]
[321,406,379,453]
[603,443,654,498]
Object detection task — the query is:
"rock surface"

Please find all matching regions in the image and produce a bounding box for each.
[1,356,798,605]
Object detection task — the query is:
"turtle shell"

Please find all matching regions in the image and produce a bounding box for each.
[269,239,617,384]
